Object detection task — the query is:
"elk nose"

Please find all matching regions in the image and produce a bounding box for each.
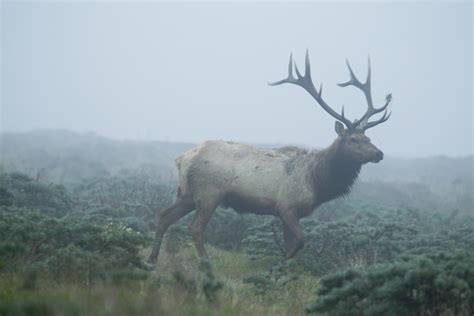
[375,151,384,162]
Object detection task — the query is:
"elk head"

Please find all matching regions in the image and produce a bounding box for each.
[269,51,391,165]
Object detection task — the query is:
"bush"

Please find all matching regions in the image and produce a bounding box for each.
[72,173,176,233]
[0,205,149,284]
[0,172,75,216]
[307,252,474,316]
[0,187,14,207]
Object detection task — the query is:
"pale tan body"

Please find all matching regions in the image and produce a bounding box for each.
[178,141,315,218]
[148,141,317,263]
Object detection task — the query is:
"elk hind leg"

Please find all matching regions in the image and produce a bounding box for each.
[281,215,305,259]
[148,198,194,264]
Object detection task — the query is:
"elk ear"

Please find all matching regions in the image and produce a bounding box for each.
[335,121,345,136]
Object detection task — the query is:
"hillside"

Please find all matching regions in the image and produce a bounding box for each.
[1,129,472,213]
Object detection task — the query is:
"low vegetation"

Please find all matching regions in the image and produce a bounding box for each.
[0,131,472,315]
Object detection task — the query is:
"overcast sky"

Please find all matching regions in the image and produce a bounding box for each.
[1,1,472,157]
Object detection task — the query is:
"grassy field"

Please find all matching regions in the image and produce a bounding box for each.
[0,244,320,316]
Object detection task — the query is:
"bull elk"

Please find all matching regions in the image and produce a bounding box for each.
[148,51,392,265]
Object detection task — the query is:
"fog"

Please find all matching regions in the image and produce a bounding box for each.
[1,1,472,157]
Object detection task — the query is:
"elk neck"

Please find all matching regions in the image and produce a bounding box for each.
[308,139,362,206]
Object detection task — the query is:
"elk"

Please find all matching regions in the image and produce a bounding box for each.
[148,51,392,264]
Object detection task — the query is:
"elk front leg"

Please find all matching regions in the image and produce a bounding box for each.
[188,199,218,261]
[283,225,297,254]
[281,214,304,259]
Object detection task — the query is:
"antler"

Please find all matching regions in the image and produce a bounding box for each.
[268,50,355,130]
[338,58,392,130]
[269,51,392,131]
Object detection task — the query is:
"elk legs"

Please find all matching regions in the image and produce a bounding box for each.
[283,225,297,254]
[148,198,194,264]
[188,198,219,260]
[281,215,305,259]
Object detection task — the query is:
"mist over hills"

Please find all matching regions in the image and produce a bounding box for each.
[0,129,472,213]
[0,129,193,183]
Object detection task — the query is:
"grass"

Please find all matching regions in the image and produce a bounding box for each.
[0,243,320,315]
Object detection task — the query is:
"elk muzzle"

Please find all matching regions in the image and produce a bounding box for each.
[371,150,384,163]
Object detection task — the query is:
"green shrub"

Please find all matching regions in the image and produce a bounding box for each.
[0,206,149,284]
[307,252,474,316]
[0,172,74,216]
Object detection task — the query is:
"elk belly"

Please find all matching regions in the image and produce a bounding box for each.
[221,191,278,215]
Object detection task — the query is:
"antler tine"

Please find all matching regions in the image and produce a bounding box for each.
[366,56,371,88]
[338,60,366,88]
[269,50,354,129]
[338,59,374,110]
[338,58,392,130]
[305,49,312,78]
[363,110,392,130]
[268,53,296,86]
[359,92,392,130]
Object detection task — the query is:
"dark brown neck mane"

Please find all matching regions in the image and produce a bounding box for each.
[309,139,361,206]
